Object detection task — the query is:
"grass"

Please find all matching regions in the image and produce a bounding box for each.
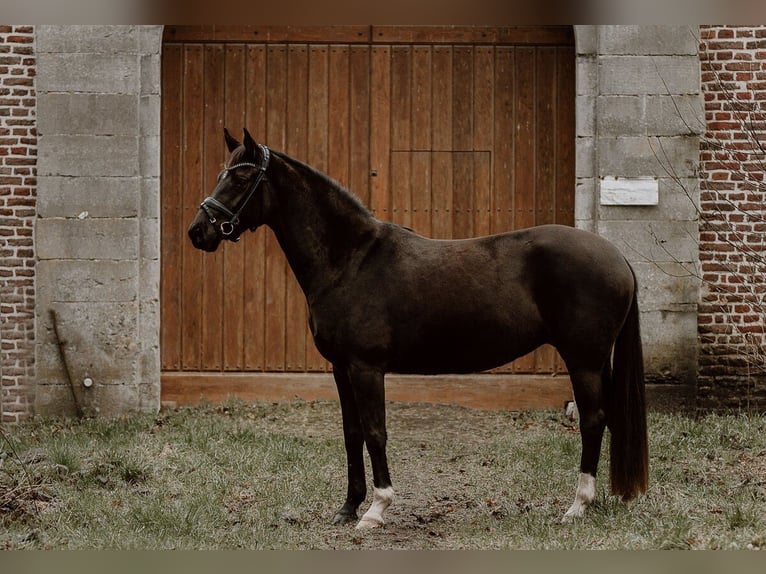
[1,399,766,549]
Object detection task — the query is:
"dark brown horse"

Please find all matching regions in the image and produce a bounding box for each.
[188,128,648,527]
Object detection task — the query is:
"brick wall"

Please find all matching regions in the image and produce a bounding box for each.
[0,25,36,423]
[699,25,766,410]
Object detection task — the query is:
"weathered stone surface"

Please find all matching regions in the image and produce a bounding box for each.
[32,25,163,418]
[38,135,139,177]
[37,93,139,136]
[36,218,139,260]
[36,260,139,304]
[37,176,140,218]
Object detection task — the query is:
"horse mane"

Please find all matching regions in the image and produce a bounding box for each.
[271,149,373,221]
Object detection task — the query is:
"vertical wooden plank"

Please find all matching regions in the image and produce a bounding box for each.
[431,47,453,238]
[306,44,331,372]
[452,152,473,239]
[369,46,391,222]
[391,151,412,229]
[222,44,246,372]
[452,46,473,151]
[160,43,183,372]
[390,46,411,228]
[328,45,350,187]
[243,44,267,371]
[431,152,453,239]
[308,45,329,173]
[264,44,288,371]
[473,152,492,236]
[350,45,371,207]
[535,47,556,229]
[473,46,494,152]
[513,47,537,374]
[285,44,309,372]
[411,46,432,236]
[180,44,205,371]
[200,44,225,372]
[473,47,494,237]
[555,46,575,227]
[492,46,514,235]
[514,47,536,230]
[452,47,473,239]
[390,46,411,150]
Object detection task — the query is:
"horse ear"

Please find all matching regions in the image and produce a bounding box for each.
[242,128,256,156]
[224,128,240,153]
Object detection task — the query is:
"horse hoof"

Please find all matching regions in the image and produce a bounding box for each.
[561,506,585,523]
[332,512,358,526]
[356,516,384,530]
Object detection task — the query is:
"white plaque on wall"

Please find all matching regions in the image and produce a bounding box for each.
[600,177,659,206]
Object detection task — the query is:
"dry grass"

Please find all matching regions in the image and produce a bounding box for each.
[2,399,766,549]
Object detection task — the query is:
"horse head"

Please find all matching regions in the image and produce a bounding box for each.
[188,128,271,252]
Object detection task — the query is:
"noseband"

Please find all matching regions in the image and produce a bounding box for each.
[199,144,270,241]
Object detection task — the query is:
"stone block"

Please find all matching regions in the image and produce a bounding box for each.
[38,135,139,177]
[37,176,140,218]
[597,219,698,264]
[37,93,139,136]
[36,301,139,388]
[575,136,595,178]
[574,25,598,55]
[598,96,646,137]
[640,309,698,385]
[645,94,705,137]
[631,261,701,311]
[36,25,142,54]
[141,177,160,219]
[36,260,139,305]
[139,218,160,260]
[140,134,160,178]
[598,135,698,178]
[36,52,140,94]
[36,218,139,260]
[35,384,79,418]
[599,55,701,96]
[140,95,160,137]
[598,26,699,56]
[140,54,161,95]
[576,56,598,96]
[576,94,595,137]
[574,178,597,222]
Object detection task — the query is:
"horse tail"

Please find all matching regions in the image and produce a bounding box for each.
[608,265,648,501]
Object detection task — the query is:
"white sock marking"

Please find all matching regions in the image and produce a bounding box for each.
[356,486,394,530]
[563,472,596,521]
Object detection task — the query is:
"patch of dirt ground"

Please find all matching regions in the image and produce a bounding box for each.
[241,400,579,549]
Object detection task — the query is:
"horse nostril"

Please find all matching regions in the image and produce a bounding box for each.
[189,223,204,247]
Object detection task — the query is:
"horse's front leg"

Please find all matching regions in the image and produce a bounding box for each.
[347,364,394,530]
[332,366,367,525]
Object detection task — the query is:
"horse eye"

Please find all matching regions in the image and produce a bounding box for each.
[217,170,227,183]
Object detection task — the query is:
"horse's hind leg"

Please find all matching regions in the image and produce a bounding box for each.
[563,365,608,521]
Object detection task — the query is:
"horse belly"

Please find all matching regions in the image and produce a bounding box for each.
[389,314,545,375]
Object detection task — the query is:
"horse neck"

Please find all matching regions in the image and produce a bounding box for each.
[266,153,378,297]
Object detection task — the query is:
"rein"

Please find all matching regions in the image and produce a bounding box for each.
[200,144,270,241]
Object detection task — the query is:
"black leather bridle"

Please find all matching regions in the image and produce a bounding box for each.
[199,144,270,241]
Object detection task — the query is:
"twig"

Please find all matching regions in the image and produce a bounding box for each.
[49,309,84,419]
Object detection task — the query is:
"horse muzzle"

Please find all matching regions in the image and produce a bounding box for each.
[188,217,222,252]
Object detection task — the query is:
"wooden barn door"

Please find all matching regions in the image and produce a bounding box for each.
[161,26,575,408]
